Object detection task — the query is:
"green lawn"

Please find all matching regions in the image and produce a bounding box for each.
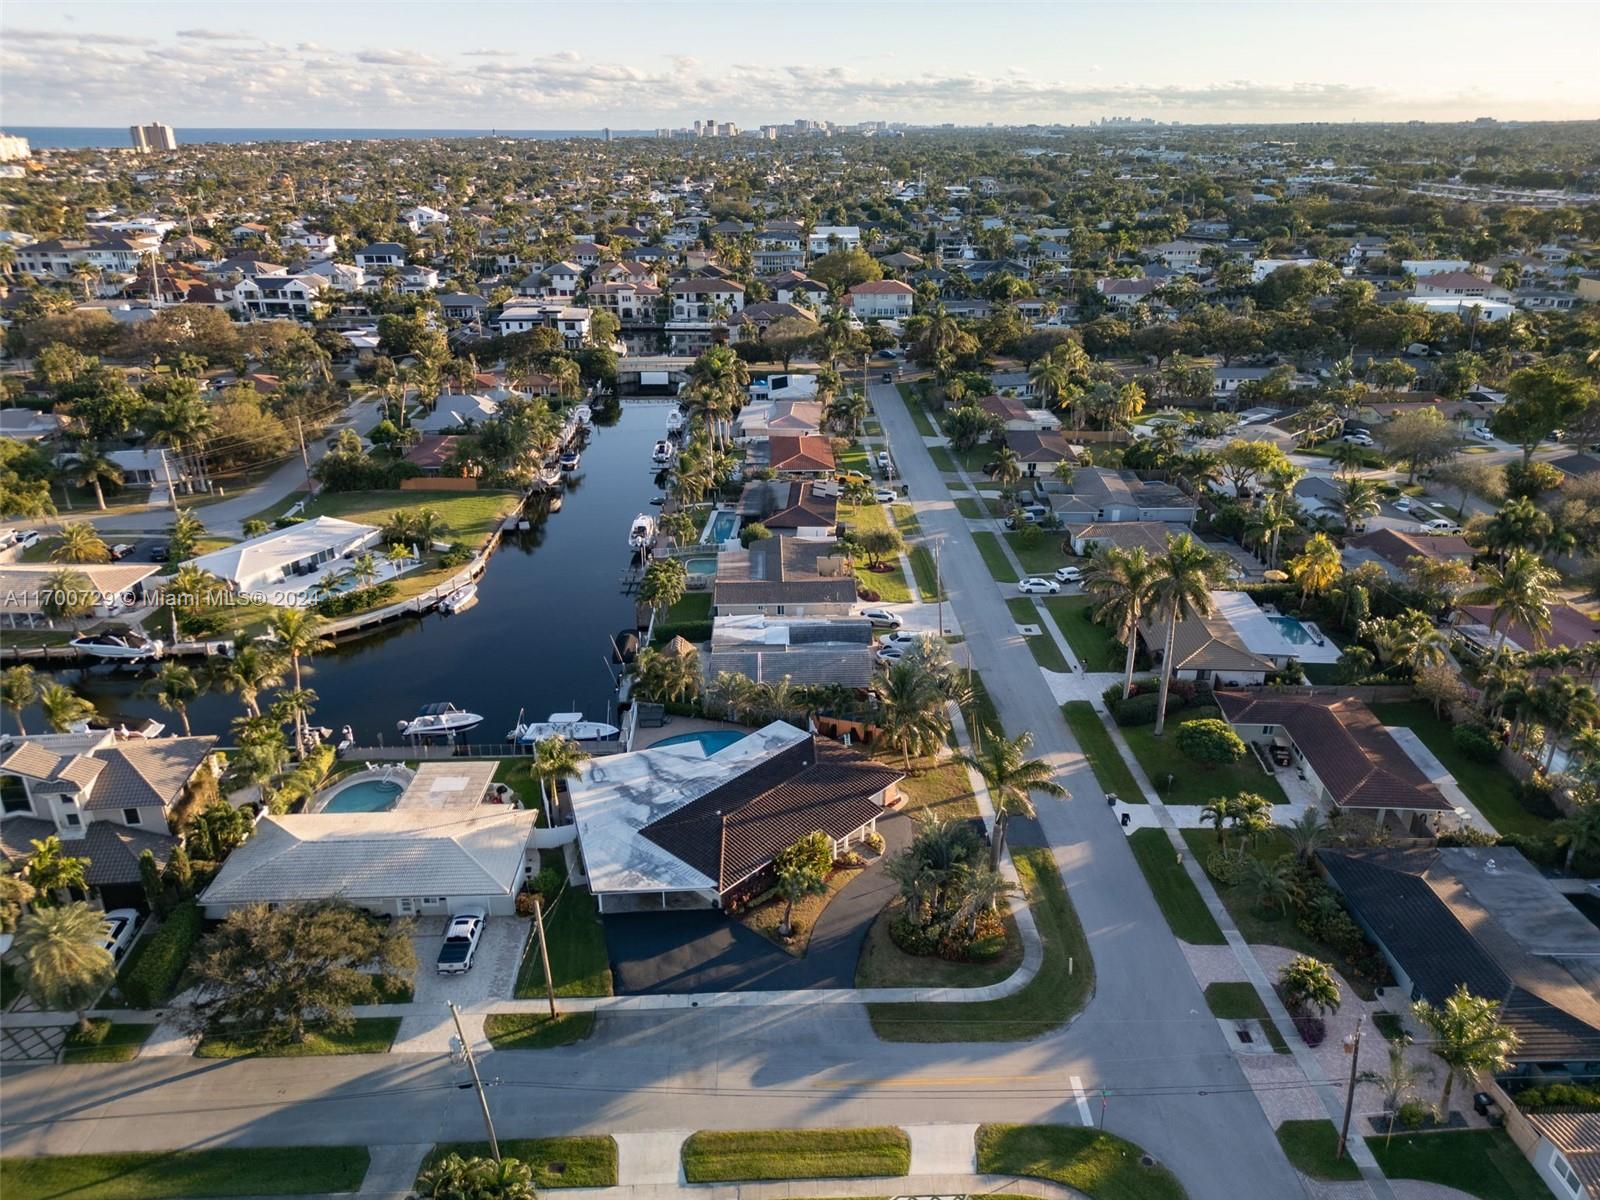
[1061,702,1144,803]
[1042,596,1125,672]
[963,670,1004,744]
[897,759,981,821]
[61,1021,156,1064]
[1276,1120,1362,1181]
[1004,531,1070,577]
[1373,1012,1407,1042]
[1368,701,1544,837]
[975,1124,1187,1200]
[837,442,872,475]
[927,445,959,474]
[896,383,938,438]
[194,1017,401,1058]
[494,758,544,812]
[249,488,520,546]
[972,531,1019,583]
[1203,982,1289,1053]
[953,496,984,520]
[1127,829,1226,945]
[0,1147,370,1200]
[483,1011,596,1050]
[893,504,946,601]
[866,846,1093,1041]
[857,561,912,605]
[1365,1129,1549,1200]
[1006,598,1070,673]
[855,899,1022,988]
[681,1129,911,1183]
[514,885,613,998]
[1120,707,1289,806]
[418,1137,616,1189]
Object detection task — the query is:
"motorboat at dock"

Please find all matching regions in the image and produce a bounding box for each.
[397,702,484,738]
[507,711,620,743]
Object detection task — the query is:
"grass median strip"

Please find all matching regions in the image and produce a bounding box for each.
[61,1020,155,1063]
[1204,982,1289,1053]
[682,1128,910,1183]
[0,1147,371,1200]
[1060,702,1144,802]
[1006,598,1069,673]
[1127,829,1226,945]
[866,846,1092,1041]
[418,1136,616,1189]
[194,1017,400,1058]
[973,531,1019,583]
[1276,1120,1362,1181]
[975,1123,1187,1200]
[483,1011,596,1049]
[515,885,612,998]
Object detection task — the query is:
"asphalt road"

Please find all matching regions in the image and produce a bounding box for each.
[0,381,1310,1199]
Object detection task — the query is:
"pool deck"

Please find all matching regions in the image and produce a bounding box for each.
[632,717,758,751]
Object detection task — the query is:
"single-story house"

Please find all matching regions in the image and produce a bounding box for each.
[0,408,68,441]
[1215,691,1454,825]
[1004,429,1079,476]
[1317,845,1600,1082]
[1519,1112,1599,1200]
[763,434,835,476]
[567,721,901,913]
[734,400,823,441]
[105,447,188,492]
[404,434,470,477]
[1137,599,1277,687]
[0,563,159,628]
[414,393,500,433]
[713,537,857,617]
[1451,603,1600,658]
[1049,468,1196,524]
[1063,521,1189,557]
[705,614,875,689]
[979,394,1039,431]
[1,730,219,910]
[202,761,535,918]
[1344,528,1476,582]
[736,479,838,537]
[188,516,384,607]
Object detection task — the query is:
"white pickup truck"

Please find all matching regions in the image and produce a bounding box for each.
[435,908,486,975]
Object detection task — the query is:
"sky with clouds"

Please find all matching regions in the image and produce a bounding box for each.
[3,1,1596,129]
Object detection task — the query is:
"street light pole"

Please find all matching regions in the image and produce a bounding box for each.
[448,1001,501,1164]
[1336,1013,1364,1161]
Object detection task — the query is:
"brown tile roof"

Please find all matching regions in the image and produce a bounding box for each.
[980,394,1032,423]
[1004,429,1077,464]
[1456,603,1600,653]
[641,736,901,890]
[714,538,857,608]
[1215,692,1450,812]
[766,435,835,473]
[1347,528,1474,568]
[0,815,179,887]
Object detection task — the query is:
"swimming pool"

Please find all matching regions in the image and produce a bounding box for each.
[320,778,404,812]
[650,730,746,756]
[1269,616,1317,645]
[701,509,740,544]
[686,558,717,577]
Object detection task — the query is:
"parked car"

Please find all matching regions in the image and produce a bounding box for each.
[435,908,486,975]
[1018,576,1061,595]
[1469,427,1494,442]
[1342,433,1374,446]
[859,607,903,629]
[837,469,870,485]
[1421,518,1461,533]
[109,543,133,561]
[873,488,897,503]
[875,643,908,663]
[12,530,41,550]
[881,630,927,649]
[149,544,171,562]
[1393,497,1413,512]
[881,372,894,383]
[101,909,140,963]
[1054,565,1083,583]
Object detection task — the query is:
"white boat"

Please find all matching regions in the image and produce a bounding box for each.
[560,449,581,471]
[397,702,484,738]
[628,513,656,548]
[69,631,163,661]
[573,404,593,425]
[666,407,686,434]
[509,712,620,743]
[439,583,478,614]
[651,439,677,466]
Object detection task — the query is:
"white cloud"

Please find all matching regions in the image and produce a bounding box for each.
[176,28,260,41]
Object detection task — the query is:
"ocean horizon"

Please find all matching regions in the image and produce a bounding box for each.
[7,126,653,149]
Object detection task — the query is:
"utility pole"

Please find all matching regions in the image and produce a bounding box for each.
[448,1002,500,1164]
[1336,1013,1364,1161]
[531,895,558,1018]
[294,417,312,486]
[934,540,944,639]
[159,450,180,513]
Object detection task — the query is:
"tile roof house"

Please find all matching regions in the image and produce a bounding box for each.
[734,400,822,440]
[1343,529,1476,582]
[1317,846,1600,1068]
[1215,691,1454,822]
[763,434,835,476]
[567,722,901,912]
[1452,603,1600,657]
[713,537,857,617]
[706,614,875,690]
[1003,429,1079,476]
[1048,468,1196,524]
[0,730,219,908]
[736,479,839,536]
[188,516,384,608]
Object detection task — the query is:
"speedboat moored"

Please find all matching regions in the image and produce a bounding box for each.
[628,513,656,548]
[398,702,484,738]
[508,712,621,743]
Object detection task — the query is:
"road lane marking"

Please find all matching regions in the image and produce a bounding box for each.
[814,1074,1048,1089]
[1070,1074,1093,1125]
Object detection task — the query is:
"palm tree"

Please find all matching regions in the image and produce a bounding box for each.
[873,659,951,770]
[37,683,95,733]
[1334,477,1382,533]
[1361,1041,1432,1138]
[960,731,1067,869]
[1278,955,1341,1016]
[1084,546,1158,694]
[639,558,688,621]
[954,863,1017,938]
[1150,533,1230,736]
[1244,499,1296,570]
[1531,677,1600,771]
[990,446,1023,494]
[218,642,287,719]
[633,646,701,704]
[38,569,95,622]
[64,448,124,512]
[775,856,829,937]
[264,607,333,755]
[1282,809,1330,862]
[142,662,201,736]
[167,510,207,562]
[530,735,588,826]
[1288,533,1341,602]
[1552,802,1600,873]
[1410,984,1518,1115]
[1463,548,1558,653]
[1244,855,1303,915]
[24,836,89,905]
[52,521,110,564]
[12,903,115,1033]
[2,665,38,734]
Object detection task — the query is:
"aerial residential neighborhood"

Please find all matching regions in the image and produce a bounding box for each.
[0,5,1598,1200]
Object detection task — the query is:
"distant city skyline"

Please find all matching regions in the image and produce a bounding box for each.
[3,0,1597,129]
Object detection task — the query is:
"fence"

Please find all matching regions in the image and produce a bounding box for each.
[337,739,627,762]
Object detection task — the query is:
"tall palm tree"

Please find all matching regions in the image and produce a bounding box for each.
[530,735,588,826]
[1531,678,1599,771]
[1083,546,1158,695]
[12,903,115,1033]
[38,569,95,622]
[52,521,110,564]
[64,448,124,512]
[873,660,951,770]
[959,731,1067,869]
[218,642,287,719]
[1410,984,1518,1115]
[264,607,333,755]
[1288,533,1342,602]
[1150,533,1230,736]
[1463,548,1558,653]
[141,662,202,736]
[2,665,39,735]
[990,446,1022,494]
[37,683,95,733]
[1244,498,1296,570]
[1334,476,1382,533]
[23,836,89,905]
[639,558,688,620]
[1552,802,1600,873]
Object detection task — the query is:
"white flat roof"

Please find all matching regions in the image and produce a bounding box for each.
[189,516,377,590]
[567,721,808,895]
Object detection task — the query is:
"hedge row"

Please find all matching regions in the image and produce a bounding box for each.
[118,900,203,1008]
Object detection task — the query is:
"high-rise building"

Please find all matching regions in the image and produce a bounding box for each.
[130,122,178,152]
[603,127,611,142]
[693,120,703,137]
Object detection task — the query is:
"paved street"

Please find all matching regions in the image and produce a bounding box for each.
[0,382,1311,1199]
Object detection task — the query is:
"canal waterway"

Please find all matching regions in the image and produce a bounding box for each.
[17,401,679,745]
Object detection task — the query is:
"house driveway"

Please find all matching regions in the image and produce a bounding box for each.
[391,914,528,1052]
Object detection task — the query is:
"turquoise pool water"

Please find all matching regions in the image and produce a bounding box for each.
[1269,616,1316,645]
[321,779,403,812]
[702,510,740,543]
[651,730,746,756]
[686,558,717,576]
